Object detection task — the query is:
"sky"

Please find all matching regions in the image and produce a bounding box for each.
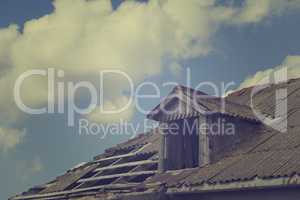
[0,0,300,199]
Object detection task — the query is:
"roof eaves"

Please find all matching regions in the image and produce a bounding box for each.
[166,174,300,195]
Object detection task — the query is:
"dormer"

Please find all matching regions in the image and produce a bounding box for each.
[147,85,261,172]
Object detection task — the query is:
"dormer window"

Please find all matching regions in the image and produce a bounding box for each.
[148,85,260,172]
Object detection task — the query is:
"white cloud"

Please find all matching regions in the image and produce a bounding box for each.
[228,0,300,24]
[235,0,272,23]
[0,25,19,76]
[236,55,300,90]
[30,156,44,174]
[16,156,44,181]
[0,0,299,129]
[0,127,25,153]
[87,96,135,123]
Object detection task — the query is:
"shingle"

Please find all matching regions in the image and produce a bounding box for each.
[147,78,300,187]
[185,155,242,185]
[40,163,98,194]
[147,85,258,122]
[209,151,273,183]
[14,78,300,200]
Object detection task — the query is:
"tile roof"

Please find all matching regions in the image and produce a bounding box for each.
[145,78,300,189]
[12,130,160,200]
[11,78,300,200]
[147,85,259,122]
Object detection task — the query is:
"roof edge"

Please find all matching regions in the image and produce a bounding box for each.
[167,174,300,195]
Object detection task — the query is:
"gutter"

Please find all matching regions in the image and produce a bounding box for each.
[166,174,300,195]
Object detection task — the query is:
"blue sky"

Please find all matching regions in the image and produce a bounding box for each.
[0,0,300,199]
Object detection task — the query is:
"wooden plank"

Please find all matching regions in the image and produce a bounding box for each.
[174,121,184,169]
[94,160,158,172]
[159,132,166,173]
[112,162,143,184]
[92,143,151,163]
[73,156,125,190]
[92,152,135,163]
[198,115,210,166]
[78,170,157,183]
[183,118,199,168]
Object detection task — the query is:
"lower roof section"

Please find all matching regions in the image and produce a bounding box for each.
[11,175,300,200]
